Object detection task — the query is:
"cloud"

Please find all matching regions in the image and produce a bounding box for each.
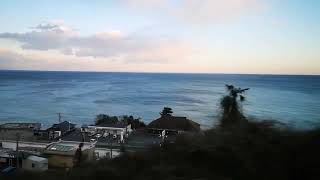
[0,22,193,63]
[124,0,265,24]
[0,48,195,72]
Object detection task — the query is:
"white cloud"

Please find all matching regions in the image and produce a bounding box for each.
[0,22,193,63]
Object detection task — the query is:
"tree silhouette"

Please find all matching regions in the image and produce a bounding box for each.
[160,107,173,117]
[95,114,118,125]
[220,84,249,127]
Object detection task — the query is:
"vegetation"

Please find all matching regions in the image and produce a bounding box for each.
[95,114,146,129]
[220,84,249,127]
[3,85,320,180]
[121,115,146,129]
[160,107,173,116]
[95,114,119,125]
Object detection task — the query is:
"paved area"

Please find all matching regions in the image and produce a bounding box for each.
[61,128,176,151]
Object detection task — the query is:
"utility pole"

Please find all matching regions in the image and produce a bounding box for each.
[81,131,85,142]
[110,139,113,159]
[15,133,20,169]
[58,113,62,123]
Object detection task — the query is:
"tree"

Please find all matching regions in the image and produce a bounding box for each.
[121,115,146,129]
[220,84,249,127]
[95,114,119,125]
[160,107,173,117]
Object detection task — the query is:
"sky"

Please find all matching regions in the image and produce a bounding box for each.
[0,0,319,75]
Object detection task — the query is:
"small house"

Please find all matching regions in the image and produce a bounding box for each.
[22,155,48,172]
[47,121,76,140]
[43,141,95,168]
[0,123,41,141]
[148,115,200,134]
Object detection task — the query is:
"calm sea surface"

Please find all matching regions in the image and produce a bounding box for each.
[0,70,319,129]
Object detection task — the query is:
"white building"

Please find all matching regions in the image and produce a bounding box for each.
[22,155,48,172]
[82,124,132,137]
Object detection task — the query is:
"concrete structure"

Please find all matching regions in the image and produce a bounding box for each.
[0,140,48,151]
[43,141,95,168]
[22,155,48,172]
[0,123,41,141]
[95,148,121,159]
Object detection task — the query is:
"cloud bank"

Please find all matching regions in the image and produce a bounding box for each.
[0,21,193,63]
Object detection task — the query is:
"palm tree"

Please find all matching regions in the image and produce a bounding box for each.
[220,84,249,127]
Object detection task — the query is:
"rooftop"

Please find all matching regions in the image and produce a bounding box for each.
[47,121,76,132]
[44,141,94,156]
[87,122,128,129]
[27,155,47,162]
[0,148,15,158]
[47,144,76,152]
[148,115,200,132]
[0,123,41,130]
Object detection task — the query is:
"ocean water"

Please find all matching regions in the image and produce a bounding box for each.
[0,70,319,129]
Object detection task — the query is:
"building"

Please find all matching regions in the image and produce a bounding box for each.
[43,141,95,168]
[22,155,48,172]
[82,123,132,137]
[148,115,200,134]
[46,121,76,140]
[0,123,41,130]
[0,148,16,169]
[0,123,41,141]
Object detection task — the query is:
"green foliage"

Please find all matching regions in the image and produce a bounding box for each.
[220,84,249,127]
[160,107,173,117]
[95,114,146,129]
[95,114,119,125]
[121,115,146,129]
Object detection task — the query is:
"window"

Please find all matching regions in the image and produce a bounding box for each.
[32,163,35,168]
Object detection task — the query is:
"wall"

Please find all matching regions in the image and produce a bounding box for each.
[0,129,35,141]
[47,155,74,168]
[22,159,48,171]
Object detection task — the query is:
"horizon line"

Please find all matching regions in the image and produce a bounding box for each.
[0,69,319,76]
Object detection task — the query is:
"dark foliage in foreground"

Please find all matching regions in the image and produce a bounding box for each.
[5,120,320,180]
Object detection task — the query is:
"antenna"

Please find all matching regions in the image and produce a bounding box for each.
[58,113,62,123]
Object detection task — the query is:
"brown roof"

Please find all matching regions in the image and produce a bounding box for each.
[148,115,200,132]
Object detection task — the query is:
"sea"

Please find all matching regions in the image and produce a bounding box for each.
[0,70,319,129]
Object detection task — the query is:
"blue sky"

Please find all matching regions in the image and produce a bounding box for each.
[0,0,319,74]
